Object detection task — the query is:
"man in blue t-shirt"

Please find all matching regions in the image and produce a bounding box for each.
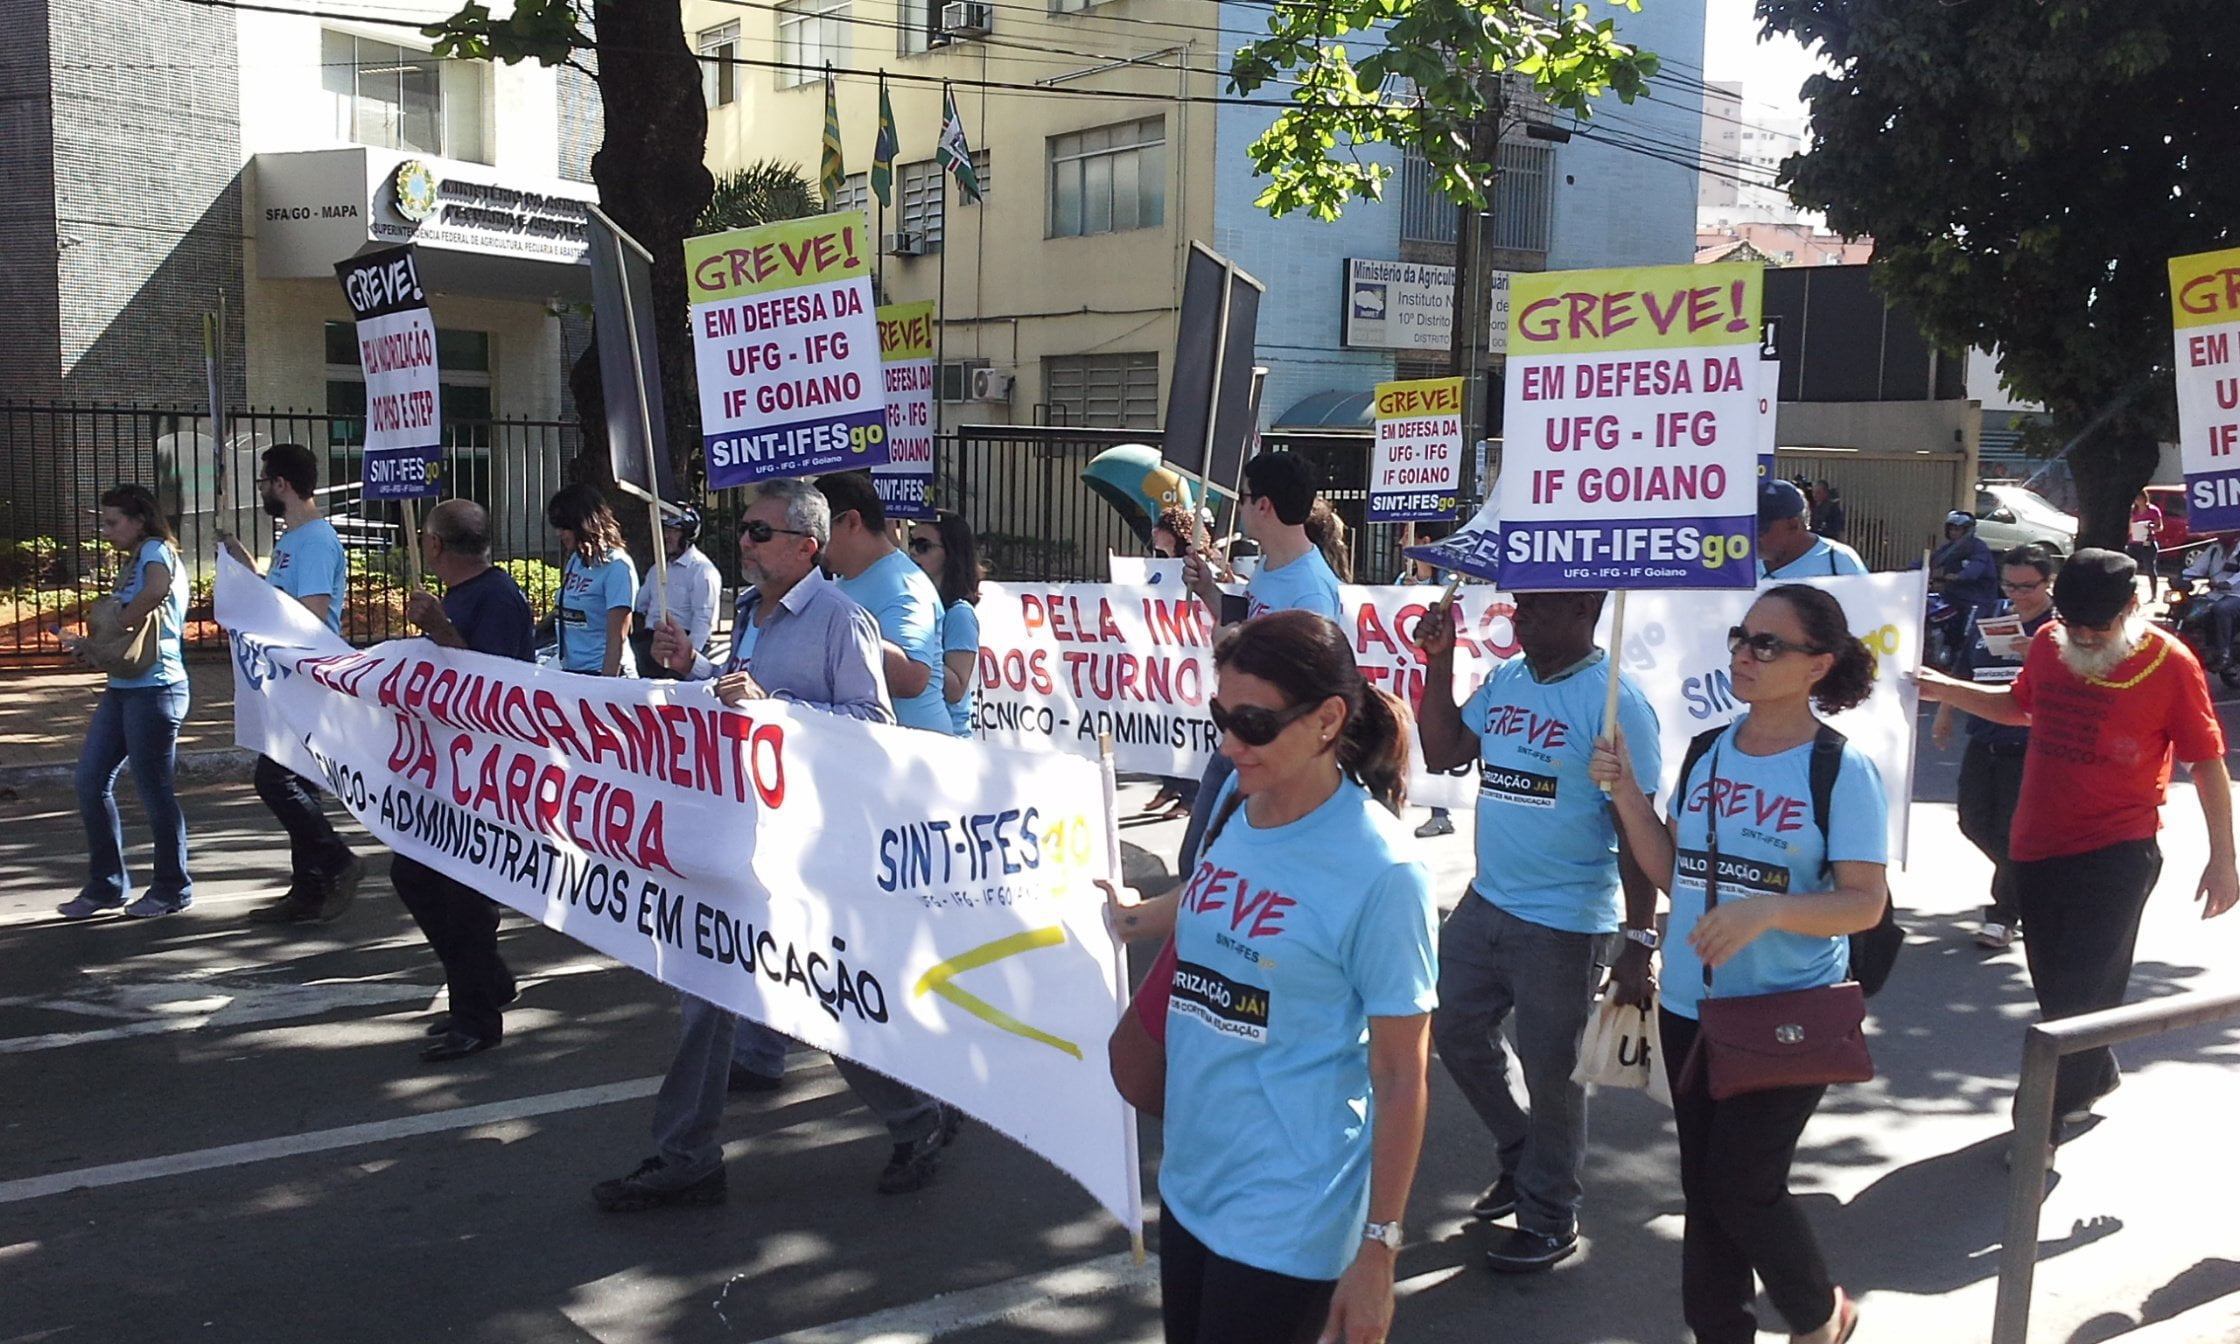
[815,471,949,732]
[222,443,364,925]
[1757,479,1868,580]
[1414,588,1662,1272]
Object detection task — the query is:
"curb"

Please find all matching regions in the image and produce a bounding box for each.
[0,746,254,792]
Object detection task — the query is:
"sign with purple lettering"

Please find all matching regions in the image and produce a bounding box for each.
[334,244,442,501]
[2171,247,2240,532]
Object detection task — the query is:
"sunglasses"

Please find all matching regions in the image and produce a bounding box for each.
[741,519,812,543]
[1209,698,1318,747]
[2000,578,2047,593]
[909,536,941,555]
[1727,625,1825,663]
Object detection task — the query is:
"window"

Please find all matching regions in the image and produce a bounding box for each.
[1048,0,1099,11]
[1043,353,1160,427]
[1048,118,1164,238]
[898,0,937,54]
[776,0,849,89]
[900,159,946,250]
[833,172,869,216]
[322,30,487,163]
[698,23,739,107]
[959,148,991,204]
[1489,141,1553,253]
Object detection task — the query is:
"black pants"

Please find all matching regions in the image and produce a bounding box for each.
[1159,1213,1336,1344]
[392,854,516,1040]
[1955,741,2027,926]
[2012,838,2162,1117]
[1662,1010,1836,1343]
[253,755,355,883]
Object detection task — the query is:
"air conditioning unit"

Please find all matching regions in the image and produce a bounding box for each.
[941,1,992,37]
[883,230,926,257]
[968,367,1014,403]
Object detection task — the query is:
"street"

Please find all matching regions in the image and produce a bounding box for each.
[4,710,2239,1344]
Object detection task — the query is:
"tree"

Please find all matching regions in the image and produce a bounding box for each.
[699,161,820,235]
[1758,0,2240,547]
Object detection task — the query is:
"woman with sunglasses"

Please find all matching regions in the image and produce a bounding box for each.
[1589,584,1887,1344]
[907,512,984,739]
[546,484,637,678]
[1128,610,1436,1344]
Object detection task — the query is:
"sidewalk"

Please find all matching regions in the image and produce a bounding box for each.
[0,658,245,784]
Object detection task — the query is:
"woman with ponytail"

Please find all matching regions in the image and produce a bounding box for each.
[1112,610,1437,1344]
[1590,583,1887,1344]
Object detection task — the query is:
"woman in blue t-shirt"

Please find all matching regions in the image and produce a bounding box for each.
[60,484,194,918]
[1153,610,1438,1344]
[907,512,983,739]
[1592,583,1886,1344]
[546,484,637,677]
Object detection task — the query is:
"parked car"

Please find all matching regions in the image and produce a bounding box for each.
[1973,483,2077,558]
[2143,482,2236,563]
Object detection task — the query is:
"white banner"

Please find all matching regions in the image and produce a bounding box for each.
[335,244,442,502]
[2171,247,2240,532]
[218,556,1140,1232]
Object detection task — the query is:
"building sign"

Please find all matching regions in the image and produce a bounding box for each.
[333,244,441,501]
[1342,259,1512,355]
[2170,246,2240,531]
[1368,378,1463,522]
[254,148,596,279]
[872,301,938,519]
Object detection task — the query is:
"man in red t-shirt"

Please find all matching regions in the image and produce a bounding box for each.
[1920,549,2238,1138]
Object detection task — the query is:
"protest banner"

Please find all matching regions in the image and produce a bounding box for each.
[217,555,1139,1232]
[1369,378,1464,523]
[2170,247,2240,532]
[334,245,442,507]
[686,212,887,489]
[872,301,937,520]
[1497,262,1763,591]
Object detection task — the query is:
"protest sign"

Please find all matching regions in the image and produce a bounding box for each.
[686,212,887,489]
[586,206,676,507]
[872,301,937,519]
[2170,247,2240,532]
[334,245,442,503]
[218,555,1139,1232]
[1369,378,1464,522]
[1497,263,1763,590]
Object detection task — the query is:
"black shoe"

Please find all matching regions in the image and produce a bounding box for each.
[420,1030,497,1063]
[426,1015,453,1038]
[247,880,317,924]
[592,1156,727,1212]
[1485,1226,1579,1274]
[310,854,365,923]
[877,1104,965,1194]
[1471,1173,1519,1222]
[728,1063,784,1094]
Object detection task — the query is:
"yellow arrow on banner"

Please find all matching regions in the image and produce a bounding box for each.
[912,925,1082,1060]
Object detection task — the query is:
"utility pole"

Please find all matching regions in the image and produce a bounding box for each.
[1450,73,1506,503]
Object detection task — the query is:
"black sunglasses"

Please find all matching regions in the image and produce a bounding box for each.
[909,536,941,555]
[1727,625,1825,663]
[741,519,812,543]
[1210,698,1318,747]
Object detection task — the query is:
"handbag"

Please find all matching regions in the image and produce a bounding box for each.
[79,594,160,679]
[1572,987,1674,1108]
[1679,742,1874,1101]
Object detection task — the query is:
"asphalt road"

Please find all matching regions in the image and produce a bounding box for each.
[4,711,2239,1344]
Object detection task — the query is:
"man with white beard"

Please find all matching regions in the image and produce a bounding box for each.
[1919,549,2238,1150]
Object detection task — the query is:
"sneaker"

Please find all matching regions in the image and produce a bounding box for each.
[877,1104,965,1195]
[1470,1173,1519,1222]
[247,881,317,924]
[123,894,191,919]
[727,1063,784,1094]
[1484,1226,1579,1274]
[309,854,365,923]
[57,895,126,920]
[1414,814,1457,839]
[1975,921,2014,950]
[592,1156,727,1212]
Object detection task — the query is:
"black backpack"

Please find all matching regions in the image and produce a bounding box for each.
[1674,722,1905,996]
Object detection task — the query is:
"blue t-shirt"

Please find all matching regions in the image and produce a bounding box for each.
[111,537,187,689]
[838,548,948,732]
[1759,537,1868,581]
[1960,605,2051,750]
[1460,651,1662,934]
[1663,716,1889,1019]
[559,550,638,674]
[1159,778,1439,1282]
[443,566,537,663]
[941,599,981,738]
[1245,547,1343,621]
[269,517,349,634]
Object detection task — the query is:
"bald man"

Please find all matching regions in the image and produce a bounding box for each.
[397,500,537,1062]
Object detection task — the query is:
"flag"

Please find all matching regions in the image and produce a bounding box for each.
[937,84,981,204]
[1402,474,1503,583]
[820,72,844,205]
[871,75,898,208]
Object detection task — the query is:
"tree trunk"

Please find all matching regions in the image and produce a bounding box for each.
[2066,420,2161,553]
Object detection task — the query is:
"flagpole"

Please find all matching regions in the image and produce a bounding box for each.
[874,72,888,297]
[1598,589,1626,794]
[936,83,951,436]
[1099,732,1147,1262]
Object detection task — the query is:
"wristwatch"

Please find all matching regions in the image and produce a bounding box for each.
[1363,1220,1403,1251]
[1622,926,1661,951]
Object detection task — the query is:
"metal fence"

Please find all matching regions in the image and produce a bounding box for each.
[0,403,580,661]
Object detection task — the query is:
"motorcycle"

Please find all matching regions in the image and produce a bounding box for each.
[1924,590,1968,671]
[2158,579,2240,688]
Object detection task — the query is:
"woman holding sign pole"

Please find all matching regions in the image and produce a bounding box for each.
[1589,583,1885,1344]
[907,511,984,738]
[546,484,637,677]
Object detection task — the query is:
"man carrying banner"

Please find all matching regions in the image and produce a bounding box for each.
[816,471,950,733]
[1917,549,2239,1148]
[610,477,962,1209]
[221,443,364,924]
[397,500,535,1061]
[1757,480,1867,580]
[1413,589,1662,1272]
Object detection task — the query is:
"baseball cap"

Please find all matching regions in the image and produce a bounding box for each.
[2052,548,2137,629]
[1758,479,1809,524]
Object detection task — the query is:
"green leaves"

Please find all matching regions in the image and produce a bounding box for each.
[424,0,589,66]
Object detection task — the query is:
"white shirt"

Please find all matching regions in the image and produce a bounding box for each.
[634,544,724,655]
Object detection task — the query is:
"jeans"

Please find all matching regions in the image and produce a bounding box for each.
[2012,838,2162,1118]
[76,682,192,906]
[1159,1212,1335,1344]
[1176,754,1237,877]
[1955,740,2026,926]
[732,1018,789,1077]
[1662,1009,1836,1342]
[2212,595,2240,662]
[253,754,356,883]
[1431,892,1608,1234]
[391,855,515,1040]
